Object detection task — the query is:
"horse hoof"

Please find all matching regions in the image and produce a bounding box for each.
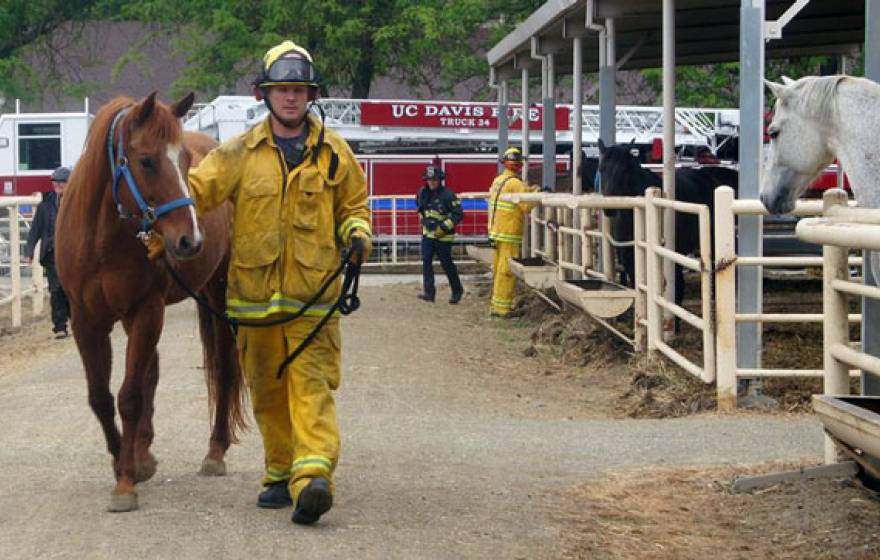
[199,458,226,477]
[136,456,158,483]
[107,491,139,512]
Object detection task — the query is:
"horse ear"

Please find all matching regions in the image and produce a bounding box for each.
[135,91,158,125]
[764,79,787,99]
[598,138,606,154]
[781,75,796,86]
[171,92,196,119]
[629,138,636,146]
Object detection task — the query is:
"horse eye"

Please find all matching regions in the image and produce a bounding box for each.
[768,127,780,140]
[139,156,154,169]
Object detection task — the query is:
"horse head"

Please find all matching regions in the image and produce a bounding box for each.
[760,76,837,214]
[111,91,203,259]
[598,139,642,216]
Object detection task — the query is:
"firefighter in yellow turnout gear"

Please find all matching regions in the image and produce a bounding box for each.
[488,147,539,316]
[188,40,371,525]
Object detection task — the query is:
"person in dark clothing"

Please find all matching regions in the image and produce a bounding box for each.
[416,165,464,304]
[24,166,71,338]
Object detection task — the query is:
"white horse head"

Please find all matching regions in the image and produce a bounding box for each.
[760,76,843,214]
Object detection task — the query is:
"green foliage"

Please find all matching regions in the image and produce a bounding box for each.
[112,0,540,100]
[640,54,862,108]
[4,1,860,111]
[0,0,109,104]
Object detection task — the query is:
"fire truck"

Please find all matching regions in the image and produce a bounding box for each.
[0,101,91,197]
[183,97,745,239]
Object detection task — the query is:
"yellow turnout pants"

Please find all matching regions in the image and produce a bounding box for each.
[491,241,520,315]
[236,317,341,502]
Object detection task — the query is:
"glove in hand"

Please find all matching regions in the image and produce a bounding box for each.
[143,233,165,261]
[349,229,372,265]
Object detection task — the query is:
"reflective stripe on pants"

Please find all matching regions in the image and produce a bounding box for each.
[491,241,520,315]
[236,317,341,500]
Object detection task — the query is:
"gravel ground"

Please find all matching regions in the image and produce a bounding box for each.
[0,279,826,559]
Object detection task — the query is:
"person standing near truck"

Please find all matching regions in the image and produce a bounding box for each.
[416,165,464,304]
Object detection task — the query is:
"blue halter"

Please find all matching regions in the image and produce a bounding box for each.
[107,108,194,234]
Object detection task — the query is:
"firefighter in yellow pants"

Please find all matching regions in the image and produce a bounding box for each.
[188,40,371,525]
[488,147,539,316]
[236,318,341,500]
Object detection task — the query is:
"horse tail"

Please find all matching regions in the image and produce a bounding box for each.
[197,291,248,444]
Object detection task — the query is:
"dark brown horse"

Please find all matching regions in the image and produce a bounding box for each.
[56,93,246,512]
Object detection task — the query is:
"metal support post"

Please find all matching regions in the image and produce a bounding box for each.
[572,35,584,276]
[714,187,737,410]
[863,0,880,395]
[662,0,676,337]
[822,189,851,463]
[572,36,583,195]
[737,0,765,390]
[633,205,647,351]
[599,19,616,146]
[10,206,22,327]
[543,55,557,192]
[497,79,510,174]
[521,68,530,182]
[645,188,664,351]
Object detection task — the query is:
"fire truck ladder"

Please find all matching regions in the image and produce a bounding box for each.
[186,97,739,150]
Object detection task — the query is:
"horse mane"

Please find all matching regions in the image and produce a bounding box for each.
[77,95,185,195]
[785,75,851,124]
[76,97,136,194]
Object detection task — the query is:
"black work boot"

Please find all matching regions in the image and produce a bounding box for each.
[449,291,463,304]
[417,293,435,302]
[257,481,292,509]
[292,477,333,525]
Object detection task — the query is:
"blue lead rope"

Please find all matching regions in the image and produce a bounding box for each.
[106,108,194,234]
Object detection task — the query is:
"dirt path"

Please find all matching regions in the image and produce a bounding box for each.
[0,279,836,559]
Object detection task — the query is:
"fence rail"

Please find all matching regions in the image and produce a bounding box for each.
[795,189,879,463]
[492,186,869,409]
[713,187,862,409]
[0,196,44,328]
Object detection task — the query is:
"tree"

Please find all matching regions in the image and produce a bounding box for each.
[639,54,860,108]
[115,0,540,100]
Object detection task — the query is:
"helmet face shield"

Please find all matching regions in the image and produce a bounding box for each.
[500,147,525,163]
[423,166,444,180]
[265,55,318,86]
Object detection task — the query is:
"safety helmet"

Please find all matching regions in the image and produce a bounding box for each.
[423,165,445,181]
[500,146,525,163]
[255,41,320,90]
[51,166,71,183]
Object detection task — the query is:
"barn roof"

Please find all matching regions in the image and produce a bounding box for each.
[488,0,865,78]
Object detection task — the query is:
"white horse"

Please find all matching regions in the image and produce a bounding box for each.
[761,74,880,213]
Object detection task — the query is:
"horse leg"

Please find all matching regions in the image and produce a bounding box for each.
[133,349,159,483]
[72,319,120,470]
[197,277,246,476]
[108,303,165,512]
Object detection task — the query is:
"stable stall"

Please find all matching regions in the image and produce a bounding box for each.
[487,0,874,404]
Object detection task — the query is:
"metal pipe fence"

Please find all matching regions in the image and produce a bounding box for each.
[0,196,45,328]
[504,192,648,350]
[795,189,878,463]
[713,186,862,410]
[366,192,490,265]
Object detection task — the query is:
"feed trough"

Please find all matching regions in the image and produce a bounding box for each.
[553,278,635,318]
[508,257,557,290]
[812,395,880,460]
[466,245,494,266]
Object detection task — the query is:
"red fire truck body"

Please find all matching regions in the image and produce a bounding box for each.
[0,98,846,236]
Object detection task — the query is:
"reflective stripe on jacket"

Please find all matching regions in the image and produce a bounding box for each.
[417,185,463,242]
[188,114,371,319]
[488,169,537,244]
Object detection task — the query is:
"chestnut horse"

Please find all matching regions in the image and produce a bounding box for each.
[56,93,246,512]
